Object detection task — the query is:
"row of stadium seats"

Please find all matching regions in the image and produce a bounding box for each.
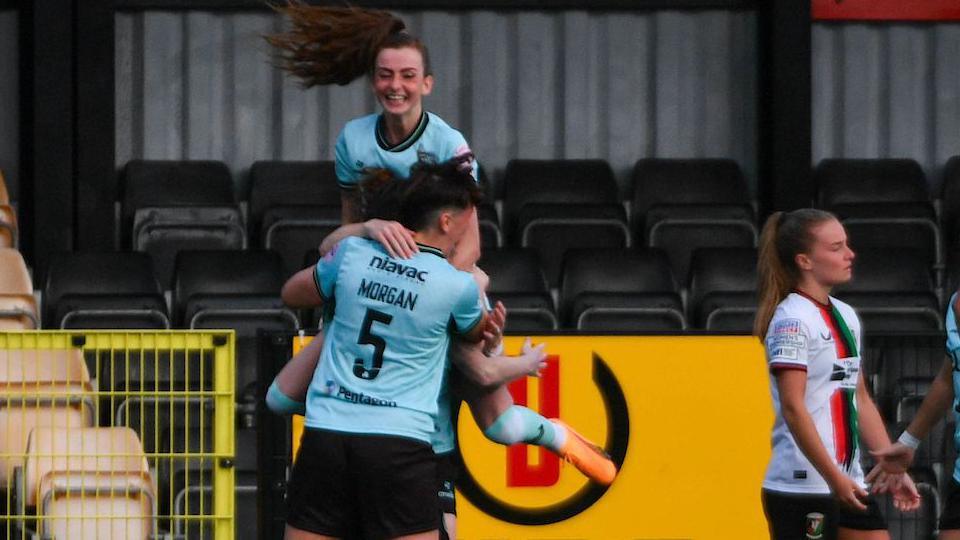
[2,244,950,338]
[114,157,960,295]
[0,346,257,539]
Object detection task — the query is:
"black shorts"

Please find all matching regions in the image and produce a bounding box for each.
[437,452,458,516]
[941,477,960,530]
[287,428,439,539]
[762,489,887,539]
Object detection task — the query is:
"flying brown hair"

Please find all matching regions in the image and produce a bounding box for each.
[266,2,424,87]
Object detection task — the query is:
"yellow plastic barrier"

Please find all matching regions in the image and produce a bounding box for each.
[0,331,235,540]
[291,334,772,539]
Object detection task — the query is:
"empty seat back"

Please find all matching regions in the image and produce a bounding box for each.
[814,158,928,208]
[44,252,167,329]
[173,250,286,325]
[0,349,94,490]
[688,248,758,328]
[631,158,750,231]
[122,160,236,242]
[0,248,38,328]
[502,159,618,235]
[23,426,154,540]
[248,160,340,235]
[560,249,683,329]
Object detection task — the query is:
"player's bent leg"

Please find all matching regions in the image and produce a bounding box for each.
[463,385,617,485]
[284,524,339,540]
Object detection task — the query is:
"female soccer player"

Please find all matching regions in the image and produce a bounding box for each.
[754,209,919,540]
[869,289,960,538]
[271,166,616,539]
[267,3,480,266]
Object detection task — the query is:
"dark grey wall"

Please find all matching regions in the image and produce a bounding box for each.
[115,9,758,197]
[813,22,960,191]
[0,10,17,201]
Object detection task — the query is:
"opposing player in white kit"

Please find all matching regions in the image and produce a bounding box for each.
[870,289,960,538]
[754,209,919,540]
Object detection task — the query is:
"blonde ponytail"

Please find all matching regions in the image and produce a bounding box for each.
[754,212,790,338]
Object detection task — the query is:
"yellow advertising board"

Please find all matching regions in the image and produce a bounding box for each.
[292,335,773,539]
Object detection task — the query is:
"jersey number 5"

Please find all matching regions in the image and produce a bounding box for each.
[353,309,394,380]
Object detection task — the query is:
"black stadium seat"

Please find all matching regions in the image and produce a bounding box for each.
[479,248,557,331]
[630,158,754,236]
[687,248,758,332]
[815,158,932,215]
[173,250,299,414]
[559,248,684,331]
[815,158,941,273]
[502,159,627,286]
[502,159,621,239]
[249,160,342,277]
[43,251,169,329]
[832,249,941,333]
[630,159,757,282]
[121,160,246,287]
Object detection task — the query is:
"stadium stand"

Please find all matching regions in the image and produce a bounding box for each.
[631,158,757,282]
[687,247,758,332]
[832,249,941,333]
[0,248,38,329]
[559,248,685,331]
[19,426,155,540]
[43,251,169,329]
[503,159,627,286]
[249,160,342,277]
[121,160,246,287]
[478,248,558,331]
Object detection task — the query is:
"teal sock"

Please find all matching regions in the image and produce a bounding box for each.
[482,406,566,453]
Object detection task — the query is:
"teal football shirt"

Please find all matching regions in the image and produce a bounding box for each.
[335,111,478,187]
[304,236,484,445]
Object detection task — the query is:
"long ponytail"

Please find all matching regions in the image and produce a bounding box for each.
[753,209,837,339]
[267,2,431,88]
[266,2,407,87]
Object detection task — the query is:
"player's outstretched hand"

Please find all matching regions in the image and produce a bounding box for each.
[364,219,418,259]
[829,474,869,512]
[519,337,547,377]
[869,442,914,475]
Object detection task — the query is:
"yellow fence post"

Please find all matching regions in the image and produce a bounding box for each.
[212,331,236,539]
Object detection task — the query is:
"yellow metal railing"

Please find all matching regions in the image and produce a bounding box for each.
[0,331,235,540]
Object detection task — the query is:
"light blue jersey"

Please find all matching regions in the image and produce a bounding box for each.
[335,112,477,187]
[946,293,960,482]
[305,236,484,445]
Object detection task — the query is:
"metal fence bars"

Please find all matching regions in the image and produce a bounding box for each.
[0,331,235,540]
